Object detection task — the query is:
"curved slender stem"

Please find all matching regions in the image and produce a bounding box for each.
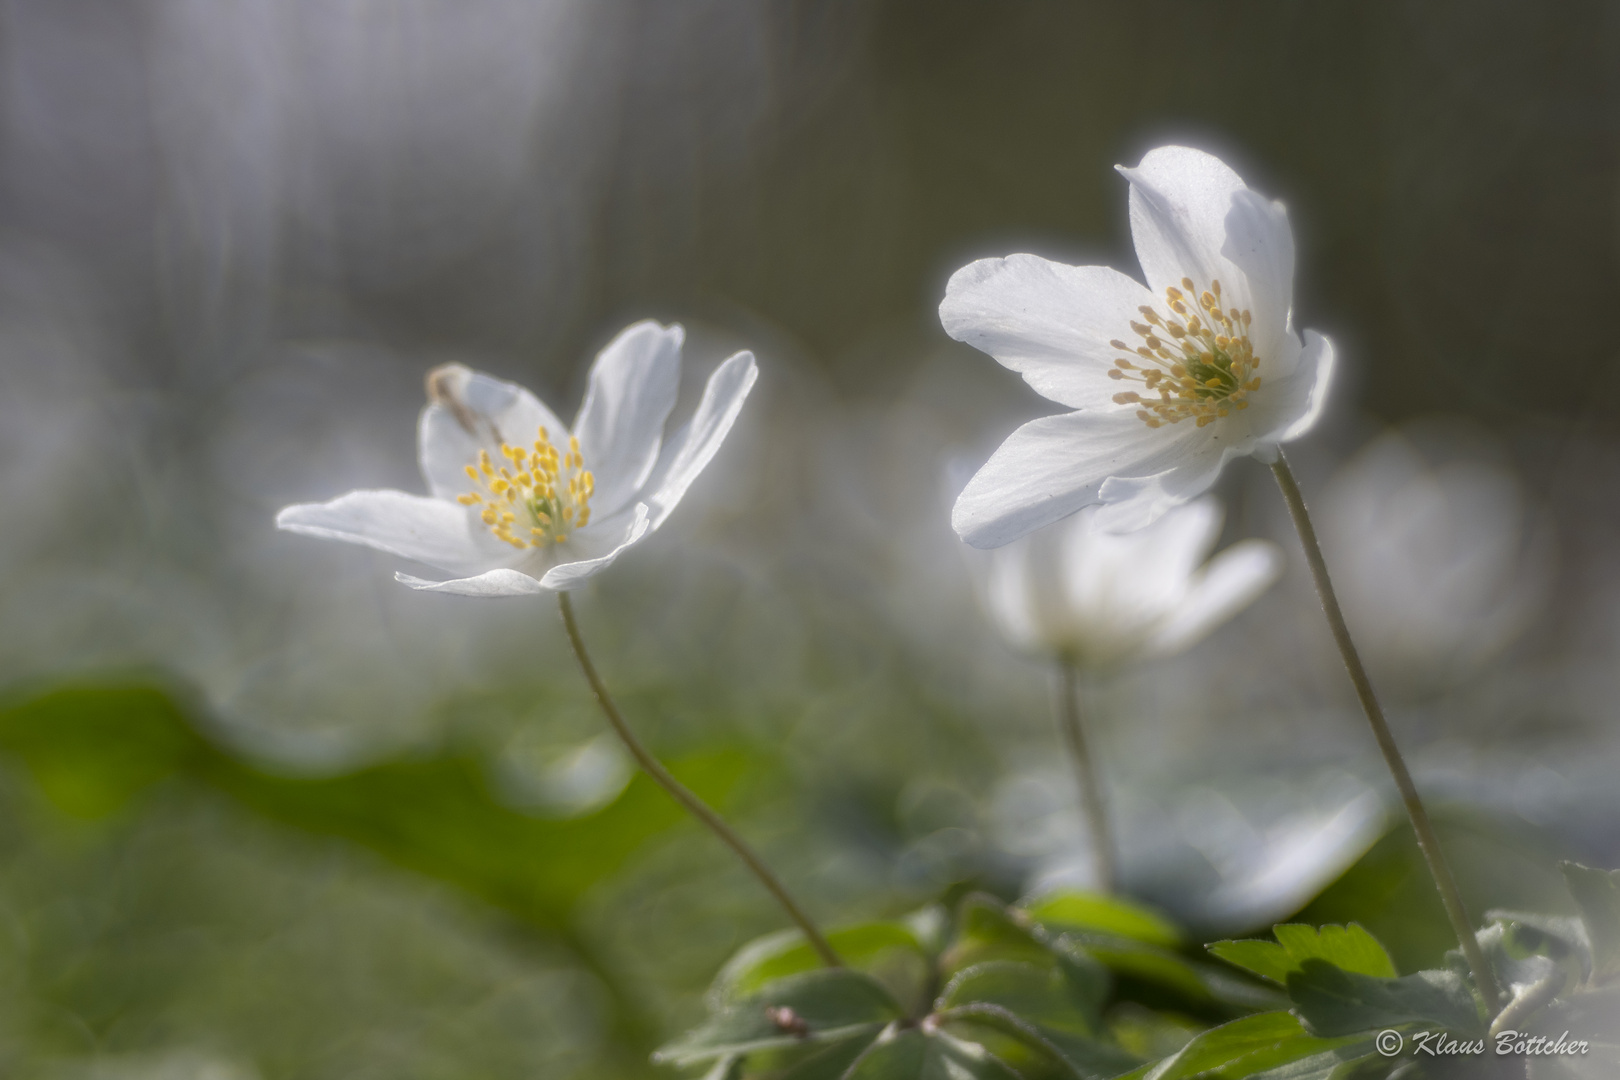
[556,591,841,968]
[1270,453,1499,1012]
[1056,661,1116,894]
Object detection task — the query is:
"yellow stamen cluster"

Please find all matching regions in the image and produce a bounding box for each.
[456,427,595,548]
[1107,277,1261,429]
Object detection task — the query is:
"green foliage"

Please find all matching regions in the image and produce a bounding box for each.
[1209,924,1397,986]
[0,683,748,933]
[713,923,931,1008]
[1021,891,1183,950]
[653,969,903,1069]
[1286,962,1481,1038]
[1111,1012,1372,1080]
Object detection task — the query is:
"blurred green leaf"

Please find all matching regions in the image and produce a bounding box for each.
[0,683,749,933]
[0,685,202,819]
[1209,924,1397,987]
[1110,1012,1372,1080]
[1052,931,1281,1015]
[712,922,929,1004]
[842,1024,1024,1080]
[1560,862,1620,984]
[1021,890,1183,949]
[1286,961,1481,1038]
[937,961,1104,1037]
[942,893,1055,974]
[775,1031,886,1080]
[654,969,902,1068]
[934,990,1141,1078]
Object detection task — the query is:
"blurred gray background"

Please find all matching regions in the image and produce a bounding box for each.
[2,2,1619,1078]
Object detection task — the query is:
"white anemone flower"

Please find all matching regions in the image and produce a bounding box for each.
[944,145,1335,546]
[276,321,757,595]
[983,496,1282,670]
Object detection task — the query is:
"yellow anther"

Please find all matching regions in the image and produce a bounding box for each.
[1131,321,1152,337]
[457,493,482,505]
[1113,391,1141,404]
[1108,369,1126,380]
[456,423,597,550]
[1181,277,1195,292]
[1110,339,1131,351]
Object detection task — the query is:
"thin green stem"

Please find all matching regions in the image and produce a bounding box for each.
[1056,661,1116,894]
[556,591,841,968]
[1270,453,1500,1012]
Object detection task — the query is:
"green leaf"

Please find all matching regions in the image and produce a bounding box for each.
[1118,1011,1373,1080]
[1053,932,1284,1014]
[712,921,929,1004]
[843,1024,1025,1080]
[937,961,1104,1037]
[943,893,1053,973]
[935,1001,1142,1080]
[654,969,903,1067]
[1209,925,1397,986]
[1021,890,1183,949]
[777,1031,886,1080]
[1561,861,1620,983]
[1286,960,1482,1038]
[0,685,202,818]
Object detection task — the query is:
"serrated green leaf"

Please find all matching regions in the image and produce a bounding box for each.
[1560,862,1620,984]
[712,921,929,1003]
[1287,960,1482,1038]
[654,969,902,1067]
[1210,925,1397,987]
[843,1023,1026,1080]
[1021,890,1183,949]
[1119,1012,1372,1080]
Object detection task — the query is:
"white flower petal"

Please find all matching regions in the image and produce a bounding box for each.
[1119,147,1256,304]
[537,503,653,590]
[939,255,1158,411]
[1248,329,1335,454]
[396,567,550,597]
[571,321,684,517]
[1091,441,1234,533]
[1221,187,1297,371]
[419,366,569,499]
[1146,538,1283,657]
[276,489,505,576]
[952,410,1189,549]
[639,350,758,530]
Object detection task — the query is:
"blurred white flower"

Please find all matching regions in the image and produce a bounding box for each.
[277,321,757,595]
[943,145,1334,545]
[982,497,1283,670]
[1318,427,1552,686]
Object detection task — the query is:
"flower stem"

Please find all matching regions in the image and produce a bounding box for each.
[556,591,841,968]
[1057,661,1116,894]
[1270,453,1499,1011]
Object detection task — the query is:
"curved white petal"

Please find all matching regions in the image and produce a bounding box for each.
[396,567,550,597]
[939,255,1158,411]
[276,489,505,576]
[952,410,1193,549]
[1146,538,1283,657]
[538,503,653,590]
[1091,441,1233,533]
[1118,147,1295,362]
[419,366,568,499]
[1221,187,1297,371]
[1248,329,1335,456]
[639,350,758,530]
[572,321,684,517]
